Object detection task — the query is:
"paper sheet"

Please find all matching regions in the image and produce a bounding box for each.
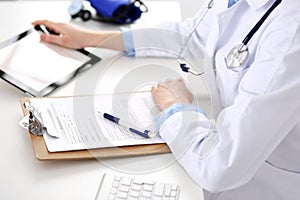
[29,92,164,152]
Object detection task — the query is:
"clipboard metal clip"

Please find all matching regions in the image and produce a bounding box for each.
[23,102,46,136]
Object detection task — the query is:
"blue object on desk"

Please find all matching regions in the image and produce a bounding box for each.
[68,0,148,24]
[90,0,146,24]
[98,111,154,138]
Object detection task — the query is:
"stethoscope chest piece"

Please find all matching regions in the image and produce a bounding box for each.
[226,44,249,68]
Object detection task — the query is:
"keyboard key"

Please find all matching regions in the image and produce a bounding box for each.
[122,177,132,186]
[170,190,177,197]
[119,185,130,192]
[143,184,154,191]
[114,175,121,181]
[110,187,117,194]
[129,190,140,197]
[171,184,178,191]
[164,184,172,196]
[131,183,142,191]
[112,181,119,188]
[153,182,165,196]
[141,190,152,198]
[117,191,128,199]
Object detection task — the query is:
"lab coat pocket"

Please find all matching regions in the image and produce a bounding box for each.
[239,59,279,95]
[219,52,250,83]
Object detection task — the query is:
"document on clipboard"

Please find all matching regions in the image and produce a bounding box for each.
[22,92,164,152]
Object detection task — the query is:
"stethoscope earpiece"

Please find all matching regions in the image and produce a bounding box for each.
[178,59,189,73]
[178,59,203,76]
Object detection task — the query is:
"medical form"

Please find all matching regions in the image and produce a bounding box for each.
[28,92,164,152]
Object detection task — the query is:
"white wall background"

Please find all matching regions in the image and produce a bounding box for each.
[145,0,205,19]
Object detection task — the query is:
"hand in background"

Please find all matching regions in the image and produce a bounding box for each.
[151,78,194,110]
[32,20,124,51]
[32,20,94,49]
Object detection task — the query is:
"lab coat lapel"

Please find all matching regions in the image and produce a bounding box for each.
[205,0,228,56]
[203,1,241,117]
[203,53,223,118]
[202,9,222,118]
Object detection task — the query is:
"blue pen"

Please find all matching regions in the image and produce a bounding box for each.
[98,111,155,138]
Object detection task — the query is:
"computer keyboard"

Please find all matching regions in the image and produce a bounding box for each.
[95,173,180,200]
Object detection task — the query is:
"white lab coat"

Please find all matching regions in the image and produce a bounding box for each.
[130,0,300,199]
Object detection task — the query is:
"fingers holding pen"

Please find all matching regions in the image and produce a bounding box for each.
[31,20,88,49]
[32,20,60,33]
[32,20,66,47]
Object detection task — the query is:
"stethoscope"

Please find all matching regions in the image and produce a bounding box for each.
[178,0,282,76]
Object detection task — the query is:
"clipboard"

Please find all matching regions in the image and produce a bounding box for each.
[19,97,171,161]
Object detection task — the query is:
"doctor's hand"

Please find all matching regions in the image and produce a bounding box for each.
[151,78,194,111]
[31,20,124,50]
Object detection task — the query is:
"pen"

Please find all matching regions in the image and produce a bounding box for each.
[34,24,59,35]
[39,24,50,34]
[98,111,155,138]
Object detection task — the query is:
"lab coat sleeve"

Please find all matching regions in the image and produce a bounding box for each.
[120,27,136,56]
[154,103,207,132]
[158,18,300,192]
[127,1,212,58]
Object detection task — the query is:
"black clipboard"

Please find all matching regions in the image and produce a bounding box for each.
[0,26,101,97]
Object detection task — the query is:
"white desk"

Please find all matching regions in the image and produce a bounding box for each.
[0,1,205,199]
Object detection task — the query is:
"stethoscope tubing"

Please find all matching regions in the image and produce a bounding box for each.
[242,0,282,46]
[177,0,214,76]
[177,0,214,59]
